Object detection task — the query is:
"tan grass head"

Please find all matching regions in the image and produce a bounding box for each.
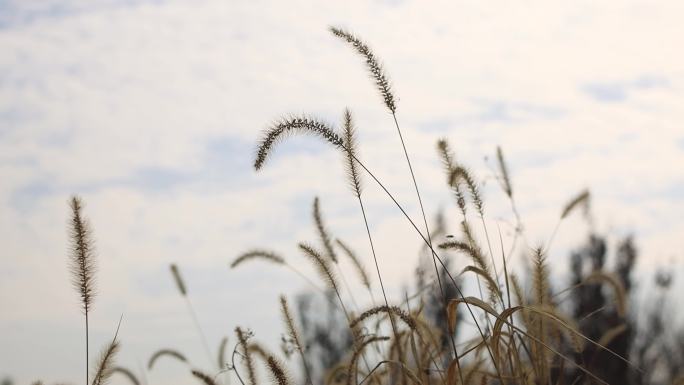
[329,27,396,113]
[254,116,344,170]
[68,195,97,313]
[231,249,286,268]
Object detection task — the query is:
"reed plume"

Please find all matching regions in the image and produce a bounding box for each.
[313,197,338,263]
[147,349,187,370]
[254,117,344,170]
[329,27,396,113]
[68,195,97,385]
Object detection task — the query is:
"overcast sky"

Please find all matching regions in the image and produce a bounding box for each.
[1,0,683,384]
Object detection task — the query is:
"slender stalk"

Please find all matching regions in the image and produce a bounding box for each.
[86,313,89,384]
[356,195,404,363]
[230,344,246,385]
[283,263,326,294]
[479,215,504,308]
[185,297,214,367]
[391,113,464,384]
[337,263,361,311]
[349,149,505,383]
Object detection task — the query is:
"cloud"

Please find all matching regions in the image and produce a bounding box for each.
[1,1,683,384]
[581,74,670,102]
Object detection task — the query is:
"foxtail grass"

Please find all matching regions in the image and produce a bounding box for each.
[169,263,213,367]
[68,196,97,385]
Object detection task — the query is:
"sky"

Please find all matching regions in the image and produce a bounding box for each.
[1,0,683,384]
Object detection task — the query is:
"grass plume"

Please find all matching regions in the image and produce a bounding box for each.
[298,243,339,295]
[335,238,372,291]
[496,146,513,198]
[110,367,140,385]
[329,26,396,113]
[280,295,312,385]
[313,197,338,263]
[561,189,591,219]
[169,263,213,368]
[235,327,257,385]
[266,355,292,385]
[254,116,344,170]
[231,250,285,268]
[147,349,187,370]
[169,263,187,296]
[191,369,218,385]
[91,318,122,385]
[342,109,363,198]
[449,165,484,217]
[437,139,467,216]
[218,336,228,369]
[350,305,417,331]
[91,340,120,385]
[68,195,97,385]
